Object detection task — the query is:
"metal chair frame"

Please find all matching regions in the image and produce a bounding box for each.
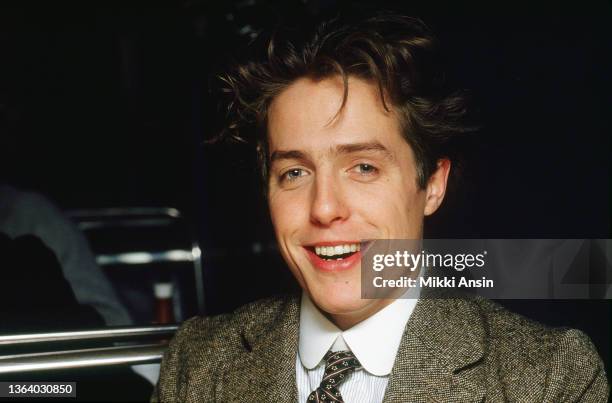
[0,325,177,374]
[67,207,205,315]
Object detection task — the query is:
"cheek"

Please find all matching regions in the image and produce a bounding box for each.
[393,192,426,237]
[268,190,310,288]
[268,189,306,239]
[350,177,425,237]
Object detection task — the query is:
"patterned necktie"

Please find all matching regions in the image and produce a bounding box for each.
[307,350,362,402]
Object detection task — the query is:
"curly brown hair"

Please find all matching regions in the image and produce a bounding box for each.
[216,13,474,191]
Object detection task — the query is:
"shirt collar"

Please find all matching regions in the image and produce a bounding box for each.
[298,292,418,376]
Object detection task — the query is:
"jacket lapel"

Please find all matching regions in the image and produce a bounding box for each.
[383,296,487,403]
[219,297,300,402]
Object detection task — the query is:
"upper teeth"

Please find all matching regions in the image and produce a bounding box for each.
[314,243,360,257]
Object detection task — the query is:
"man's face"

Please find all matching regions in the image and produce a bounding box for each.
[267,76,448,327]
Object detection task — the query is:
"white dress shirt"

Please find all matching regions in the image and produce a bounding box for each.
[296,293,418,403]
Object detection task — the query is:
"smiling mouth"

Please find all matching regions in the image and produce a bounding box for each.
[306,243,361,261]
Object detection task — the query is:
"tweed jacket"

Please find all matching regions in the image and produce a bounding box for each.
[153,294,609,402]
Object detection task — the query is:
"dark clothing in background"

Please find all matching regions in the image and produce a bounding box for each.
[0,185,131,326]
[0,233,104,332]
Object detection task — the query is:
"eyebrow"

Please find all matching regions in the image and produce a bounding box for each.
[270,149,307,163]
[270,141,394,164]
[335,141,393,160]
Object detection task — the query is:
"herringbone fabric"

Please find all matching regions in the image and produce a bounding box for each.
[153,294,609,402]
[307,350,361,402]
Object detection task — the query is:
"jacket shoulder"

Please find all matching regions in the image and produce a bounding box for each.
[474,298,609,401]
[177,295,296,347]
[153,296,296,402]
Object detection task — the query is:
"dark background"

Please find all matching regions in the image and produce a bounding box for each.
[1,0,610,377]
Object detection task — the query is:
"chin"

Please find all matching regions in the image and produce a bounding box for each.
[310,289,367,316]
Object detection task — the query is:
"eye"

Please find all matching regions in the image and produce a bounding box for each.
[347,163,380,182]
[280,168,308,182]
[353,163,379,175]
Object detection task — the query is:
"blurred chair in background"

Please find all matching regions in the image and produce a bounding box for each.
[67,206,205,325]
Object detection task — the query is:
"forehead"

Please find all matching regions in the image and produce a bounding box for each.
[267,76,403,152]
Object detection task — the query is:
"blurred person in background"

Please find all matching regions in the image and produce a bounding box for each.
[0,184,132,328]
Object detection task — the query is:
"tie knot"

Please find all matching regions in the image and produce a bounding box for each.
[321,350,361,387]
[324,350,361,368]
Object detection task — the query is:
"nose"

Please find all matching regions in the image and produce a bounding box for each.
[309,173,350,227]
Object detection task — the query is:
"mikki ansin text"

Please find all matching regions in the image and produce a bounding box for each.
[372,275,494,289]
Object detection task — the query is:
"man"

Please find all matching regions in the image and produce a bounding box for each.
[154,14,608,402]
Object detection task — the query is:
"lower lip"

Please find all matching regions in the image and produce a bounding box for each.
[304,247,362,272]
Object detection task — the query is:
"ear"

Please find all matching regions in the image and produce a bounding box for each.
[424,159,451,216]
